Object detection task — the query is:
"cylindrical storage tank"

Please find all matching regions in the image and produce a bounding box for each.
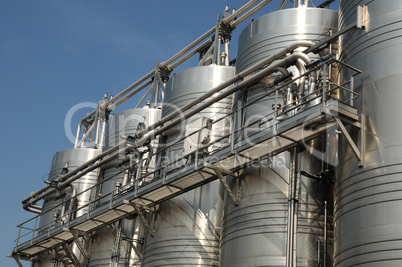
[141,65,234,266]
[89,106,161,266]
[220,7,338,266]
[160,65,235,169]
[34,148,101,267]
[88,216,144,266]
[97,106,161,205]
[236,7,338,73]
[220,147,334,267]
[335,1,402,266]
[38,148,101,230]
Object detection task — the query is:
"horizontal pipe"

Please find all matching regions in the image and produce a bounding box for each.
[23,205,42,214]
[22,145,121,205]
[22,41,314,208]
[231,0,273,28]
[137,41,314,138]
[135,52,313,148]
[82,0,273,121]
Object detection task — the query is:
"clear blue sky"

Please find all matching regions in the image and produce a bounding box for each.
[0,1,339,266]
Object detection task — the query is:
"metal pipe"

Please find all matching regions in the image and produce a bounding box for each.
[109,79,153,111]
[135,51,313,149]
[22,144,121,205]
[271,66,290,76]
[22,42,314,207]
[222,0,259,25]
[278,0,290,10]
[172,39,213,69]
[82,0,274,121]
[77,123,96,148]
[137,41,314,140]
[213,15,221,65]
[231,0,273,28]
[23,205,42,214]
[224,37,230,66]
[286,148,297,267]
[74,121,83,148]
[295,59,307,98]
[99,119,107,149]
[135,84,154,109]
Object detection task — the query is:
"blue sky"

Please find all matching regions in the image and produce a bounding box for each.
[0,1,339,266]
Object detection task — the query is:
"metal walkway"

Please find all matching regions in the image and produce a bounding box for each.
[12,99,360,260]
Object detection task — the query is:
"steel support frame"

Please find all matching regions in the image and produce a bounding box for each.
[124,200,156,236]
[334,114,365,167]
[12,254,24,267]
[68,229,90,260]
[205,163,241,206]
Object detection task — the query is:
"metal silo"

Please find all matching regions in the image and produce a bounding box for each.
[220,6,338,267]
[89,106,161,266]
[141,65,234,266]
[335,0,402,266]
[33,148,101,266]
[96,106,161,205]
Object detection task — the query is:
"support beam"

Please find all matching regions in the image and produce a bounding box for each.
[205,163,240,206]
[11,254,23,267]
[69,229,90,259]
[124,200,155,236]
[62,243,82,267]
[334,117,361,161]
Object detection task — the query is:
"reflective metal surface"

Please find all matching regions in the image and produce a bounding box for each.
[236,7,338,72]
[335,0,402,266]
[35,148,101,266]
[161,65,235,168]
[98,107,161,204]
[88,216,144,266]
[142,66,233,266]
[39,148,101,230]
[142,182,224,266]
[220,7,338,267]
[90,107,160,266]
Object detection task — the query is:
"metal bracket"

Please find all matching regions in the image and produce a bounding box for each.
[204,163,241,206]
[124,200,156,236]
[334,117,363,165]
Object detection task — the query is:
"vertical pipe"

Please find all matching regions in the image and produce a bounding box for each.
[286,148,297,267]
[322,63,327,111]
[294,0,302,8]
[213,15,221,65]
[74,122,83,148]
[224,38,230,66]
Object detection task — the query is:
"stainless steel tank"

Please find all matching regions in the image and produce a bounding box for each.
[141,65,234,266]
[38,148,101,230]
[97,106,161,205]
[88,216,144,266]
[335,1,402,266]
[220,7,338,266]
[160,65,235,168]
[236,7,338,73]
[89,106,161,266]
[34,148,101,266]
